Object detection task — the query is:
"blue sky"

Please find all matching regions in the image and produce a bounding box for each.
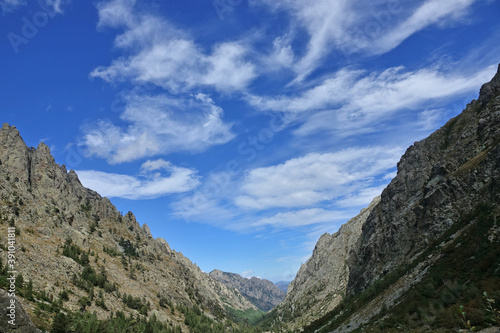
[1,0,499,282]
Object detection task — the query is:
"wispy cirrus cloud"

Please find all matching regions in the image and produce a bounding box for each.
[295,64,497,137]
[370,0,476,55]
[251,208,352,228]
[171,146,397,236]
[251,0,478,81]
[77,159,200,199]
[250,0,353,80]
[247,64,497,137]
[172,145,402,231]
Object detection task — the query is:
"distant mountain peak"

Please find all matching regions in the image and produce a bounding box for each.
[209,269,286,312]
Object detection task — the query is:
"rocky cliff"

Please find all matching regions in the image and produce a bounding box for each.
[0,289,40,333]
[209,269,286,311]
[0,123,256,332]
[348,64,500,294]
[278,65,500,333]
[270,196,380,330]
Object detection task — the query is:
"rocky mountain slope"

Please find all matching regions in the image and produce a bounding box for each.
[266,64,500,333]
[269,196,380,330]
[209,270,286,311]
[0,123,256,332]
[347,64,500,295]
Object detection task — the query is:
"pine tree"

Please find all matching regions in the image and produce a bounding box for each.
[25,280,34,301]
[51,312,69,333]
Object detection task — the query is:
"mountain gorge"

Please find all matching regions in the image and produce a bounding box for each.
[1,64,500,333]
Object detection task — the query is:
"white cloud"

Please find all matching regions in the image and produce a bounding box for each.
[248,64,497,137]
[240,269,254,278]
[171,146,400,232]
[251,0,352,81]
[416,108,445,131]
[371,0,476,55]
[246,68,360,113]
[91,0,256,93]
[297,64,497,136]
[265,35,295,70]
[252,208,352,228]
[0,0,70,14]
[80,93,234,164]
[0,0,25,12]
[202,43,257,92]
[251,0,478,80]
[140,159,173,172]
[235,146,404,210]
[334,185,386,208]
[41,0,70,14]
[76,159,200,199]
[96,0,136,28]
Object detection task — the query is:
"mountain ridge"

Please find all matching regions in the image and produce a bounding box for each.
[265,64,500,332]
[0,123,257,332]
[269,196,380,330]
[209,269,286,312]
[348,63,500,294]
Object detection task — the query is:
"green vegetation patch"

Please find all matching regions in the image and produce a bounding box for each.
[226,307,266,326]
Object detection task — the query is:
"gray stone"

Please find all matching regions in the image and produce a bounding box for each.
[0,289,41,333]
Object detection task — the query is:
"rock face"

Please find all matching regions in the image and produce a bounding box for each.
[209,270,286,311]
[348,64,500,294]
[0,123,255,331]
[272,197,380,330]
[272,64,500,332]
[0,289,41,333]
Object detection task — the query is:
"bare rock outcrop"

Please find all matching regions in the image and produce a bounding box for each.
[0,289,41,333]
[273,196,380,330]
[348,64,500,294]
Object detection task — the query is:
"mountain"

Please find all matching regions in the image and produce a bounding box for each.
[0,123,257,332]
[347,64,500,295]
[266,64,500,332]
[274,281,291,294]
[269,196,380,330]
[209,269,286,312]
